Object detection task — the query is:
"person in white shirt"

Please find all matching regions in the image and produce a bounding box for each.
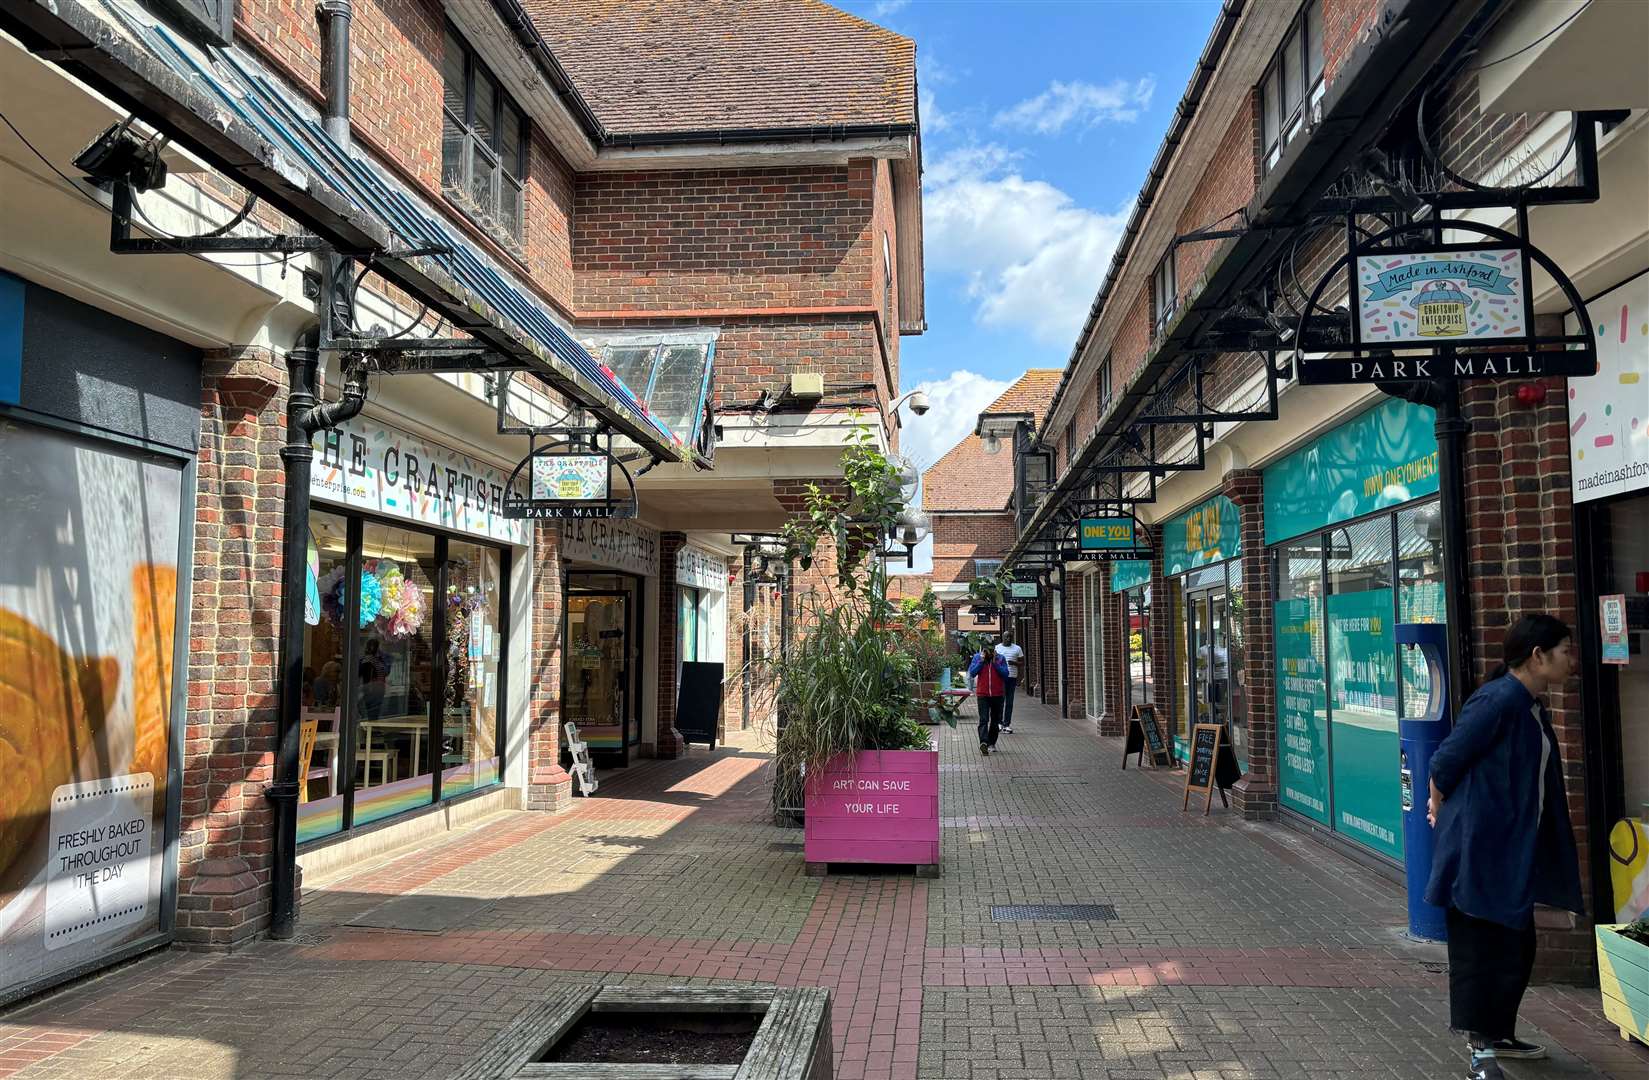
[994,632,1024,733]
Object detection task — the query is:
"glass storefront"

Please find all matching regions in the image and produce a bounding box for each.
[1263,397,1444,864]
[1082,574,1105,719]
[297,509,508,843]
[1160,495,1244,764]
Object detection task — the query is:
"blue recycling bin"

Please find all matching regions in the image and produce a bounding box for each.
[1396,623,1451,942]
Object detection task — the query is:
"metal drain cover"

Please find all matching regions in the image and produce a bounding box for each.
[991,904,1117,922]
[768,841,804,852]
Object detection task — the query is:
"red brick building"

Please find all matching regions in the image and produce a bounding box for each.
[985,0,1649,984]
[0,0,923,1001]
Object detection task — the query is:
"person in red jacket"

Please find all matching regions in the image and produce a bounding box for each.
[968,642,1012,755]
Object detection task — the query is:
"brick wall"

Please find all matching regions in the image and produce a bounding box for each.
[1224,469,1277,819]
[525,523,571,809]
[870,158,900,393]
[654,532,689,759]
[1062,575,1086,720]
[1176,105,1259,292]
[1462,371,1593,982]
[1322,0,1384,85]
[932,512,1017,586]
[1037,594,1057,706]
[175,348,287,948]
[573,164,877,313]
[1148,537,1176,761]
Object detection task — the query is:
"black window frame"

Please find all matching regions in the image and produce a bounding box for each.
[442,22,530,250]
[1259,1,1325,175]
[1151,251,1177,337]
[1097,354,1113,417]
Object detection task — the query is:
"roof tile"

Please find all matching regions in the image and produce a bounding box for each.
[526,0,917,136]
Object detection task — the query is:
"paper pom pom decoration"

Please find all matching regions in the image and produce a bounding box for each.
[356,571,383,627]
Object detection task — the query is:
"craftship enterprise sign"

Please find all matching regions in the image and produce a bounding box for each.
[1296,228,1598,386]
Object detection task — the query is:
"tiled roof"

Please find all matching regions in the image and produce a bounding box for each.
[922,371,1062,513]
[527,1,917,137]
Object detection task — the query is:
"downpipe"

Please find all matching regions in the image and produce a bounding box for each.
[269,325,366,939]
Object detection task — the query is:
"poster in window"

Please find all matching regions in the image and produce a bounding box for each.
[0,423,179,1000]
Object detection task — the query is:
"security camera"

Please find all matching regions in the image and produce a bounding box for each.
[907,390,930,416]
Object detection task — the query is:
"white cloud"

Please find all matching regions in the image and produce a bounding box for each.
[924,144,1130,346]
[994,78,1157,135]
[873,0,909,16]
[897,369,1010,474]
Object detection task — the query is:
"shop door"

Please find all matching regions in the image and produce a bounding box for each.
[564,590,634,764]
[1188,589,1242,765]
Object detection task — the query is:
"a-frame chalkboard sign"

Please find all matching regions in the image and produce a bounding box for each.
[1124,704,1173,769]
[1183,723,1222,814]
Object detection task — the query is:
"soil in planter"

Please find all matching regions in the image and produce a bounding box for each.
[540,1011,760,1065]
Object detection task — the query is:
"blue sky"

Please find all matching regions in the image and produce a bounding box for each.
[840,0,1221,568]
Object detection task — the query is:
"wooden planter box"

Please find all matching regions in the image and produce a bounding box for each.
[803,749,939,873]
[454,986,831,1079]
[1596,925,1649,1046]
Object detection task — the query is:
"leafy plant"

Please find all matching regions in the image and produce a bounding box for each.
[765,421,937,815]
[1620,917,1649,946]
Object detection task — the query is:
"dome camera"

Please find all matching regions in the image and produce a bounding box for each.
[907,389,930,416]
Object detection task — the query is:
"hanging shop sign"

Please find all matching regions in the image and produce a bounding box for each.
[1568,272,1649,502]
[676,545,727,593]
[311,416,528,545]
[560,518,660,578]
[1007,581,1041,601]
[1294,219,1598,386]
[1079,517,1138,550]
[1264,398,1439,545]
[501,433,637,521]
[1162,495,1239,576]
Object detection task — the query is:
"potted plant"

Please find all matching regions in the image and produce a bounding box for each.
[1596,917,1649,1045]
[763,423,948,872]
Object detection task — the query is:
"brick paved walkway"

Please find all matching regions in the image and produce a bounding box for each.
[2,700,1645,1079]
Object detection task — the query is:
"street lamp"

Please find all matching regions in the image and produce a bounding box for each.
[976,410,1032,456]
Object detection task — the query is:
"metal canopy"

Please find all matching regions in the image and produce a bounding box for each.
[2,0,686,460]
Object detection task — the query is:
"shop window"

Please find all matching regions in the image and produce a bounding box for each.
[298,511,508,844]
[973,558,1003,582]
[352,523,439,828]
[1396,502,1446,720]
[1325,517,1400,859]
[1259,1,1326,174]
[1152,251,1177,337]
[565,573,641,760]
[1274,535,1329,825]
[442,24,529,248]
[443,542,504,798]
[299,510,351,840]
[1097,354,1113,417]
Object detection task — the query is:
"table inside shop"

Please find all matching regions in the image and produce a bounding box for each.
[360,716,430,782]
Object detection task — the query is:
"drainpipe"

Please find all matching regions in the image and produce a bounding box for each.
[317,0,352,147]
[270,314,367,940]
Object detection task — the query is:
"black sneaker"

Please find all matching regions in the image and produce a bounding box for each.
[979,742,990,755]
[1489,1039,1545,1060]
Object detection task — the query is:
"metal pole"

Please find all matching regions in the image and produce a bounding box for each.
[1434,376,1473,714]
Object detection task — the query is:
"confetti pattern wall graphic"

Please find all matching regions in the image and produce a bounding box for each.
[1356,249,1528,345]
[1568,273,1649,503]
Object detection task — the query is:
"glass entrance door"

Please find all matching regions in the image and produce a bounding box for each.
[564,579,638,763]
[1187,587,1243,768]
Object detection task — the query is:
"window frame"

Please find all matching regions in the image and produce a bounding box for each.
[1152,252,1177,337]
[1097,354,1113,417]
[442,22,530,249]
[1259,1,1326,174]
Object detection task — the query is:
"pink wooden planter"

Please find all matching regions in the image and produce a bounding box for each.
[803,750,939,867]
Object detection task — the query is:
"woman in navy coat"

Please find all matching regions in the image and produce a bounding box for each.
[1425,614,1583,1080]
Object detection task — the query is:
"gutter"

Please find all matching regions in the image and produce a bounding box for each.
[1037,0,1245,441]
[1007,0,1495,564]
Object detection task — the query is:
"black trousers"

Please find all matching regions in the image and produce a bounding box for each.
[977,695,1003,747]
[1003,677,1018,727]
[1446,907,1536,1041]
